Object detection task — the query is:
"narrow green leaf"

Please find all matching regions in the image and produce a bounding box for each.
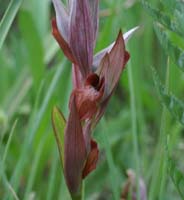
[52,106,66,166]
[161,0,177,13]
[142,0,184,37]
[100,118,121,200]
[0,0,23,49]
[161,0,184,18]
[142,1,171,30]
[168,158,184,199]
[18,10,45,85]
[154,24,184,71]
[152,67,184,126]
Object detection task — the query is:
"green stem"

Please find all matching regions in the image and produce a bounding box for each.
[81,181,85,200]
[128,58,140,200]
[149,57,170,200]
[70,181,84,200]
[159,57,170,199]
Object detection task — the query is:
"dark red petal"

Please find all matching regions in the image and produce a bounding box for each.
[83,120,92,153]
[51,18,76,64]
[93,32,130,124]
[97,31,129,99]
[105,30,126,93]
[72,86,102,120]
[69,0,93,78]
[71,73,104,120]
[92,27,137,70]
[82,140,99,179]
[124,51,130,65]
[64,95,87,194]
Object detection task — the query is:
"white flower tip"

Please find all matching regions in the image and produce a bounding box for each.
[123,26,140,43]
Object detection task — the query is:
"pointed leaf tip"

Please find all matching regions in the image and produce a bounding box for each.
[123,26,140,43]
[93,26,137,69]
[52,106,66,167]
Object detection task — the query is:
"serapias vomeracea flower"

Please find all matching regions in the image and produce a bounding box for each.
[51,0,138,198]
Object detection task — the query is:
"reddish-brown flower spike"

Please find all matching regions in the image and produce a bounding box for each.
[52,0,139,198]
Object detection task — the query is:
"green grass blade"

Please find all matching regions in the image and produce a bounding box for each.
[0,120,18,184]
[18,10,45,85]
[168,158,184,199]
[52,106,66,166]
[23,132,48,200]
[0,0,23,49]
[2,120,18,166]
[154,24,184,72]
[100,118,120,200]
[127,55,141,200]
[8,60,66,196]
[46,150,59,200]
[149,61,170,200]
[2,174,20,200]
[142,0,184,38]
[152,66,184,126]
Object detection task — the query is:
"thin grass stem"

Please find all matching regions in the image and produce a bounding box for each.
[128,56,141,200]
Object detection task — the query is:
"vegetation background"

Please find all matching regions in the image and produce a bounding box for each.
[0,0,184,199]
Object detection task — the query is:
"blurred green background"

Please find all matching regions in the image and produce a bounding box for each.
[0,0,184,199]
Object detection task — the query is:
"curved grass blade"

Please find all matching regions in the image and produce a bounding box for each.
[168,158,184,199]
[18,10,44,85]
[6,60,66,198]
[161,0,184,36]
[52,106,66,166]
[152,67,184,126]
[0,0,23,49]
[154,23,184,72]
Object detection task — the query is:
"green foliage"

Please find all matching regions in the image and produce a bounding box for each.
[142,0,184,37]
[143,0,184,199]
[168,158,184,199]
[154,24,184,71]
[18,10,45,85]
[52,106,66,166]
[152,66,184,126]
[0,0,23,49]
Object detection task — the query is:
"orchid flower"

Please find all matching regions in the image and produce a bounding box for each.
[51,0,138,198]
